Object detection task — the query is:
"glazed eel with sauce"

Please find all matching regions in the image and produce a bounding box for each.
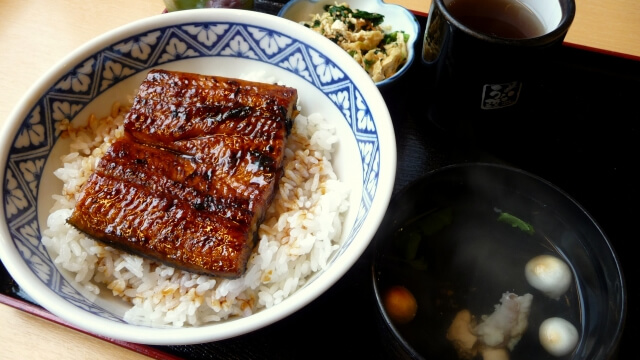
[67,69,299,278]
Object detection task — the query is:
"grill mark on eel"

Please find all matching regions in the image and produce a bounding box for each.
[67,69,298,278]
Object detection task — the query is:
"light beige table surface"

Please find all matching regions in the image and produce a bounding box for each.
[1,0,638,359]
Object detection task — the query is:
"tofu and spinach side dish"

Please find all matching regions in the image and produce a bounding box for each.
[301,2,411,82]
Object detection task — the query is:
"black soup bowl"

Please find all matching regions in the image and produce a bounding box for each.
[372,162,626,360]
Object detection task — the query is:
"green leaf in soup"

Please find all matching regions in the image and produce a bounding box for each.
[394,207,453,259]
[404,232,422,260]
[497,212,535,235]
[419,206,453,236]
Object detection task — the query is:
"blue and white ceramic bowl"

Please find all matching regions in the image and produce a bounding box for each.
[278,0,421,88]
[0,9,396,345]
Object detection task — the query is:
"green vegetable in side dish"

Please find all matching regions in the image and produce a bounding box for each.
[384,31,410,45]
[301,2,410,82]
[323,4,386,26]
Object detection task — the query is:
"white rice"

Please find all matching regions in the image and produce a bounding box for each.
[41,75,351,327]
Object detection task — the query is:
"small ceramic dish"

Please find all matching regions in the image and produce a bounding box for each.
[278,0,420,88]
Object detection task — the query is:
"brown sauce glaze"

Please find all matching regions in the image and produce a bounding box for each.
[67,69,298,278]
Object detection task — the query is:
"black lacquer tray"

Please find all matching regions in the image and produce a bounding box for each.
[2,3,638,359]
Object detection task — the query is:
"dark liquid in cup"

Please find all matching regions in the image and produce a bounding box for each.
[446,0,546,38]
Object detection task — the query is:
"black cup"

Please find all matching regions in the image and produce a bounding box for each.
[422,0,576,133]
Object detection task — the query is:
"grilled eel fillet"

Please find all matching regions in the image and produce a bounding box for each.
[67,69,298,278]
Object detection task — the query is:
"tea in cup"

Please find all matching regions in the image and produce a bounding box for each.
[422,0,576,132]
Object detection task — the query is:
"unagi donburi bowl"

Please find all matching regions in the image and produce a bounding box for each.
[0,9,396,345]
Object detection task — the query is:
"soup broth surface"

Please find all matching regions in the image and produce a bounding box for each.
[375,187,582,359]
